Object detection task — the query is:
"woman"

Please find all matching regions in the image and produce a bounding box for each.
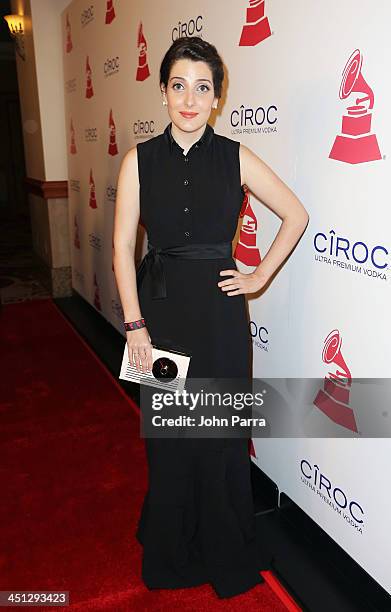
[113,36,309,598]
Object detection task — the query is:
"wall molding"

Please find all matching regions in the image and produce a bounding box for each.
[25,178,68,199]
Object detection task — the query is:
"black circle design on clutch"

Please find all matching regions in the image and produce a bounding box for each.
[152,357,178,382]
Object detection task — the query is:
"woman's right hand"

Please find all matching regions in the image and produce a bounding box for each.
[127,327,153,373]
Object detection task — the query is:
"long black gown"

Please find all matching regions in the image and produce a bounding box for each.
[134,121,264,598]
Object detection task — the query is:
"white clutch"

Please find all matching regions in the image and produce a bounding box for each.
[119,343,191,392]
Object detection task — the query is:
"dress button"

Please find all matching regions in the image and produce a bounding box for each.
[184,179,189,186]
[184,231,190,237]
[184,207,189,213]
[184,157,188,162]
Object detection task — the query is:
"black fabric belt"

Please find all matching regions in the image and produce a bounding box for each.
[136,241,233,299]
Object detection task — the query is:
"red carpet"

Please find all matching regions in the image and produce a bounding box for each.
[0,298,301,611]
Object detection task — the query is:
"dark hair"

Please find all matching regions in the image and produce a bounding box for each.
[159,36,224,99]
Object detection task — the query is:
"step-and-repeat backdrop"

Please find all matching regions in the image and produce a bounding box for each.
[62,0,391,594]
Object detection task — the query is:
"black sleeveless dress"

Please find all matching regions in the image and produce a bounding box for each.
[135,122,264,598]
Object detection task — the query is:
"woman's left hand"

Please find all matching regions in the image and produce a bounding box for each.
[217,269,268,296]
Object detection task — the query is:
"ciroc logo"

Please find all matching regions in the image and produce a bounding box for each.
[88,232,102,251]
[301,459,364,532]
[231,104,277,135]
[85,127,98,142]
[70,179,80,193]
[104,56,120,77]
[106,184,117,203]
[171,16,203,41]
[132,119,155,138]
[249,319,269,352]
[65,78,77,94]
[81,5,94,27]
[314,229,389,281]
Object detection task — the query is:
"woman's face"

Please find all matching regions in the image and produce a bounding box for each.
[162,58,218,132]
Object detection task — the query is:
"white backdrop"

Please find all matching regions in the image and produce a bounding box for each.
[62,0,391,594]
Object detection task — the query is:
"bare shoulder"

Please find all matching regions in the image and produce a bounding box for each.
[121,145,138,167]
[238,143,309,223]
[239,143,268,185]
[239,142,266,165]
[118,145,138,182]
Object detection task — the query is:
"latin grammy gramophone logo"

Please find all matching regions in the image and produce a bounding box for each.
[85,55,94,98]
[234,185,262,266]
[136,22,150,81]
[313,329,358,432]
[108,109,118,156]
[239,0,271,46]
[74,215,80,249]
[105,0,116,24]
[93,273,102,311]
[65,13,73,53]
[70,119,77,155]
[329,49,381,164]
[89,169,97,209]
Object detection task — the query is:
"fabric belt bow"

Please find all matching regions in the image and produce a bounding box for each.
[136,241,233,299]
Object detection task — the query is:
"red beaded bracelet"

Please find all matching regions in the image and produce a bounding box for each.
[124,318,146,331]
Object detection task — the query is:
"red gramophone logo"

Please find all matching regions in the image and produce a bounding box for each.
[93,273,101,310]
[108,109,118,156]
[313,329,358,432]
[66,13,73,53]
[89,169,97,209]
[234,185,262,266]
[136,22,150,81]
[70,119,77,154]
[239,0,271,46]
[74,215,80,249]
[85,55,94,98]
[105,0,116,24]
[329,49,381,164]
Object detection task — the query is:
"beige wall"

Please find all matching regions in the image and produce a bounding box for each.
[30,0,69,181]
[10,0,71,292]
[11,0,45,180]
[11,0,69,181]
[28,194,70,268]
